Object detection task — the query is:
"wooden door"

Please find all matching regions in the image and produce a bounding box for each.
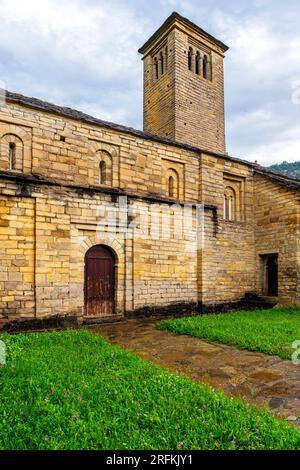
[84,245,115,317]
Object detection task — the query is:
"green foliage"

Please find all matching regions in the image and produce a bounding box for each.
[269,161,300,178]
[159,308,300,360]
[0,329,299,450]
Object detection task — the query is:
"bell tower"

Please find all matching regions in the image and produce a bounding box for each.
[138,12,229,154]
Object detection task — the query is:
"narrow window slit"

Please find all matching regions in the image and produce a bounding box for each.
[168,176,175,198]
[154,57,159,80]
[160,51,164,75]
[9,143,16,170]
[188,47,193,71]
[195,51,201,75]
[203,55,208,79]
[99,160,106,185]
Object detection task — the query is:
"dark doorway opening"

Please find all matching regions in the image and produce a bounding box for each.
[84,245,116,317]
[266,255,278,297]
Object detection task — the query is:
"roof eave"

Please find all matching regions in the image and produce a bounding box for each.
[138,11,229,55]
[4,90,300,192]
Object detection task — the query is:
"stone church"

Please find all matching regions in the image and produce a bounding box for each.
[0,12,299,330]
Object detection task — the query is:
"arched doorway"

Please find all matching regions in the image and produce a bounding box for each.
[84,245,116,317]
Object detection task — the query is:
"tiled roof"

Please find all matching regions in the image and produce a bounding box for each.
[138,11,229,54]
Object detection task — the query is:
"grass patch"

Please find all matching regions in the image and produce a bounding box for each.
[158,308,300,360]
[0,329,300,450]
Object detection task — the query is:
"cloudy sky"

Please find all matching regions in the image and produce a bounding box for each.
[0,0,299,166]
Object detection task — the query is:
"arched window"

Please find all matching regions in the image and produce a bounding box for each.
[195,51,201,75]
[223,194,227,220]
[99,160,106,185]
[203,55,208,79]
[224,187,236,221]
[228,196,233,221]
[0,134,24,172]
[168,176,175,198]
[166,168,179,199]
[154,57,159,80]
[160,51,164,75]
[9,143,16,170]
[96,150,112,186]
[188,47,193,71]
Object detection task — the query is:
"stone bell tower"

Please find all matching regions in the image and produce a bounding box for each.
[138,12,229,154]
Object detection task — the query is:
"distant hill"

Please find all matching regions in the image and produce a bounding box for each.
[268,161,300,178]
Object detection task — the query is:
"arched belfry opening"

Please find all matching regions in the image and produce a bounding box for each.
[84,245,116,317]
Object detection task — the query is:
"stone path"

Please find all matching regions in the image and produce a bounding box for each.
[89,317,300,428]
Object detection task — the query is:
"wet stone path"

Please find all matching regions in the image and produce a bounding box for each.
[89,318,300,428]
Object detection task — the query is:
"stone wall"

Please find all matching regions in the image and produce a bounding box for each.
[143,30,176,140]
[199,153,256,306]
[0,96,299,329]
[0,191,35,320]
[0,100,200,202]
[173,27,226,153]
[0,177,199,328]
[254,173,299,305]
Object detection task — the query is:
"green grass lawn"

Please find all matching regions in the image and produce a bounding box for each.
[158,308,300,360]
[0,330,300,450]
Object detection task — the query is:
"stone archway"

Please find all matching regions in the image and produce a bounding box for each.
[71,229,126,316]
